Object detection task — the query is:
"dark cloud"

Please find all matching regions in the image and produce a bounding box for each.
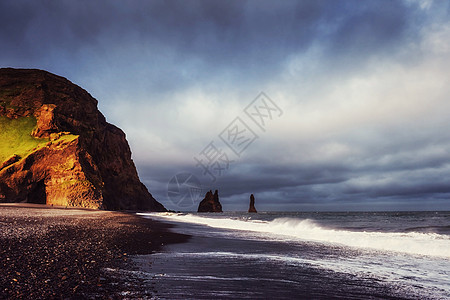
[140,132,450,210]
[0,0,422,82]
[329,1,410,54]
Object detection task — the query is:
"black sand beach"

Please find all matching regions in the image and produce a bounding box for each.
[0,204,189,299]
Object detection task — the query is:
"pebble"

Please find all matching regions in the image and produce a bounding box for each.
[0,204,188,299]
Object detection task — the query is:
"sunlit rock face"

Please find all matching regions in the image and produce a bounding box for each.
[0,68,165,211]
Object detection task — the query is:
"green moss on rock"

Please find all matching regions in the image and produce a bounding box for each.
[0,116,48,163]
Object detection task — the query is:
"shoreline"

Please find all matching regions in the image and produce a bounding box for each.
[0,204,189,299]
[138,212,449,299]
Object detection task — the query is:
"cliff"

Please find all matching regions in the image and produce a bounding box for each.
[248,194,257,213]
[198,190,223,212]
[0,68,165,211]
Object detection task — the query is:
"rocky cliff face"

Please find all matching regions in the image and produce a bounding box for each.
[248,194,257,213]
[0,68,165,211]
[197,190,223,212]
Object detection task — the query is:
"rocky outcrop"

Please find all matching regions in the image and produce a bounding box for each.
[198,190,223,212]
[0,68,165,211]
[248,194,257,213]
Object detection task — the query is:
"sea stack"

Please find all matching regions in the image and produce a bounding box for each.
[248,194,257,213]
[0,68,166,211]
[198,190,223,212]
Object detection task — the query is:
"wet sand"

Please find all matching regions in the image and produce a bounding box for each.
[0,204,189,299]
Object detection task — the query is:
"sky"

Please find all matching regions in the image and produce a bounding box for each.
[1,0,450,211]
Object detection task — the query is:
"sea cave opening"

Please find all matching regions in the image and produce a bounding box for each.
[28,180,47,204]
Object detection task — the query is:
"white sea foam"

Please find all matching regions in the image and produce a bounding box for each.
[140,213,450,258]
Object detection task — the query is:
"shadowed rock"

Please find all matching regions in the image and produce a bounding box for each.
[0,68,165,211]
[198,190,223,212]
[0,154,20,171]
[248,194,257,213]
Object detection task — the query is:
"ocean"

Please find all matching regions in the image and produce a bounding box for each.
[135,211,450,299]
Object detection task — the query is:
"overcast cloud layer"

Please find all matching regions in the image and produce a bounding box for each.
[1,0,449,211]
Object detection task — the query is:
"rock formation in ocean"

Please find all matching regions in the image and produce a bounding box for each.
[197,190,223,212]
[0,68,166,211]
[248,194,257,213]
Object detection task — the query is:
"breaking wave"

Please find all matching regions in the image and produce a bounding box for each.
[141,213,450,258]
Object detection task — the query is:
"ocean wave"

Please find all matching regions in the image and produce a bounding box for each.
[140,213,450,258]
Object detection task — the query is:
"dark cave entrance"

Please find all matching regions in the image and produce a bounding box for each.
[28,181,47,204]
